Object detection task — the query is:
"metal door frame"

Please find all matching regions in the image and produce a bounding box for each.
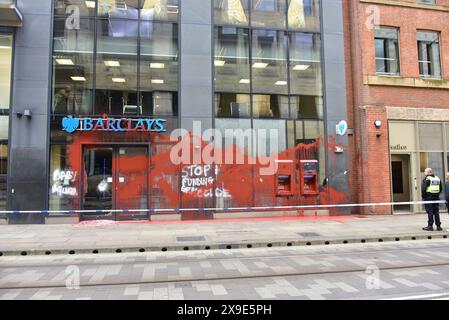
[80,143,150,220]
[390,152,416,214]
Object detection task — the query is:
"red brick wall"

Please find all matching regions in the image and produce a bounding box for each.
[343,0,449,214]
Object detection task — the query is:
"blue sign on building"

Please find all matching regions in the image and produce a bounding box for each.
[62,116,167,134]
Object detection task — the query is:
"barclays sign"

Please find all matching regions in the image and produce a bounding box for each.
[62,116,167,134]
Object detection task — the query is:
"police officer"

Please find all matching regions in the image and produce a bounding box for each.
[422,168,443,231]
[445,172,449,213]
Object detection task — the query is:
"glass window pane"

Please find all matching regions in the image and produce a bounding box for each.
[251,0,287,29]
[375,27,400,75]
[253,94,289,118]
[0,34,12,111]
[215,118,252,150]
[141,0,179,22]
[49,144,80,211]
[0,143,7,175]
[214,27,250,93]
[215,27,250,118]
[215,93,251,117]
[417,31,441,78]
[290,95,323,119]
[287,0,320,31]
[252,30,288,94]
[252,29,288,119]
[0,143,6,210]
[420,152,444,204]
[140,21,178,116]
[54,0,96,17]
[97,0,139,18]
[95,19,138,115]
[253,119,287,156]
[53,18,94,115]
[419,123,443,151]
[289,32,322,98]
[214,0,249,26]
[0,116,8,140]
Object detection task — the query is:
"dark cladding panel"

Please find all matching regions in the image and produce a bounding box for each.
[8,0,52,223]
[321,0,350,201]
[179,0,213,132]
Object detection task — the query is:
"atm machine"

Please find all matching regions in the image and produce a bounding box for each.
[275,160,295,197]
[300,160,319,196]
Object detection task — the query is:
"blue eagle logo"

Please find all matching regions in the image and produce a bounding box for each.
[62,116,80,134]
[337,121,348,136]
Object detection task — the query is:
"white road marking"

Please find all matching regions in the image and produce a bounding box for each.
[384,292,449,300]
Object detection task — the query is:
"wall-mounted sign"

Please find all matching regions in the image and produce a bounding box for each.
[336,120,348,136]
[62,116,167,134]
[334,145,344,153]
[390,144,407,151]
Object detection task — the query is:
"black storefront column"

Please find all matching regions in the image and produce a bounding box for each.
[321,0,351,212]
[7,0,52,224]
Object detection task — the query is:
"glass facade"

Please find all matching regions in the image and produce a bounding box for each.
[50,0,179,213]
[47,0,327,216]
[214,0,325,208]
[0,34,12,210]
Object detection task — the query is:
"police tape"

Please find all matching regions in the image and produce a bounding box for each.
[0,200,447,215]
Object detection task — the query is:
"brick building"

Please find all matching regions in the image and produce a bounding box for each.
[344,0,449,214]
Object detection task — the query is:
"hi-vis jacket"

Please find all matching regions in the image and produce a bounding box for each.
[422,175,442,199]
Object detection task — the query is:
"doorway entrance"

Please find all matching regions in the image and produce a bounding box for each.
[81,145,149,221]
[391,154,412,212]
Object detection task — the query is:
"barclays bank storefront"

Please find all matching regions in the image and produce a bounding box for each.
[2,0,349,224]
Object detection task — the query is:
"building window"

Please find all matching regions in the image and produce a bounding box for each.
[214,27,251,118]
[0,34,12,210]
[214,0,320,31]
[374,27,400,75]
[214,0,250,26]
[417,30,441,79]
[213,0,326,208]
[52,0,179,117]
[417,0,435,4]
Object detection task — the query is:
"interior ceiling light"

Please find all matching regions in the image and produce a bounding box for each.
[150,63,165,69]
[104,60,121,67]
[293,64,310,71]
[71,76,86,82]
[112,78,126,83]
[214,60,226,67]
[275,80,287,86]
[56,58,74,65]
[85,1,96,8]
[239,79,250,84]
[151,79,164,84]
[253,62,269,69]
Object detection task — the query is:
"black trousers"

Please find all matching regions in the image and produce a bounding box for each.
[425,199,441,227]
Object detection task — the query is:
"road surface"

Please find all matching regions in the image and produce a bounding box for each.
[1,239,449,300]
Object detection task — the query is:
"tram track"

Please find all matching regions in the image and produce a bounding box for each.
[1,240,449,291]
[1,259,449,292]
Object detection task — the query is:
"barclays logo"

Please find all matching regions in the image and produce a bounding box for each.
[336,120,348,136]
[61,115,167,134]
[62,116,80,134]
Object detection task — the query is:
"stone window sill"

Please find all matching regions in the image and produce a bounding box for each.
[364,75,449,89]
[361,0,449,12]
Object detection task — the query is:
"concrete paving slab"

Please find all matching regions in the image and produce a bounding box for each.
[0,214,448,256]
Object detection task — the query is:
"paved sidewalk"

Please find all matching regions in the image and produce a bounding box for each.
[0,213,448,255]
